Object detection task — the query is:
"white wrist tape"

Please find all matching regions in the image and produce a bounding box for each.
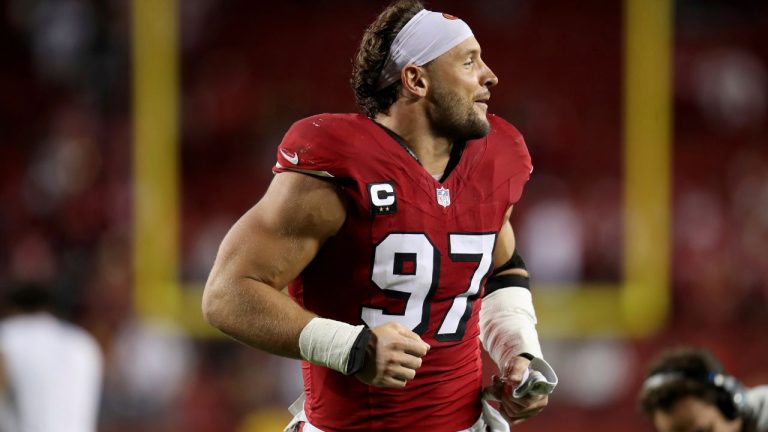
[480,287,543,370]
[298,317,365,374]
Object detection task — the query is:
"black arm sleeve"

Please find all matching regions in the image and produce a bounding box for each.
[485,249,530,296]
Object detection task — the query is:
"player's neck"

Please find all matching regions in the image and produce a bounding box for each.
[374,112,453,176]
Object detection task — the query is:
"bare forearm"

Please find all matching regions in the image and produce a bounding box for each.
[202,172,345,359]
[202,276,314,359]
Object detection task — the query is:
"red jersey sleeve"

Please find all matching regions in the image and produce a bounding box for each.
[272,114,362,179]
[487,114,533,206]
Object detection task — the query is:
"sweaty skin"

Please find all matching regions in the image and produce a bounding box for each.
[203,34,547,422]
[203,171,430,388]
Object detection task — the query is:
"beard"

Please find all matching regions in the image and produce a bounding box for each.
[427,83,490,142]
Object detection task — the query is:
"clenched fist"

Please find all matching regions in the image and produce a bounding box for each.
[355,321,430,388]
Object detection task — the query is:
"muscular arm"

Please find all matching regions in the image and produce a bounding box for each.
[487,205,538,365]
[203,171,429,387]
[492,206,527,278]
[202,171,346,358]
[486,205,550,423]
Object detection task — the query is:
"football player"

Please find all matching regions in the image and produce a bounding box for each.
[203,1,556,430]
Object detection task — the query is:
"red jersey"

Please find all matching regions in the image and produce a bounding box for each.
[273,113,532,431]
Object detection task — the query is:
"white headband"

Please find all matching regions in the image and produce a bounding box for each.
[377,9,474,89]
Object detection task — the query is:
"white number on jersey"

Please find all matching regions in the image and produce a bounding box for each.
[361,232,495,340]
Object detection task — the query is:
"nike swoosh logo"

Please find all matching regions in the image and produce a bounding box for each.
[280,148,299,165]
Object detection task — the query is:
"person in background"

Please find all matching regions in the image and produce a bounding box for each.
[0,282,103,432]
[639,347,768,432]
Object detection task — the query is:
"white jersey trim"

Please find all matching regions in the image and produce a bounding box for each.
[275,162,334,178]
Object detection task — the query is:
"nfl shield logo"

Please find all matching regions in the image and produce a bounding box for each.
[436,186,451,208]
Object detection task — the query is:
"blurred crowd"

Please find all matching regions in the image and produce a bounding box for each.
[1,0,766,431]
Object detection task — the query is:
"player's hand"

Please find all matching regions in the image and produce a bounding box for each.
[490,356,549,425]
[355,321,430,388]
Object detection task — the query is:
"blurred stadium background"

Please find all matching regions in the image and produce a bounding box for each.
[1,0,767,431]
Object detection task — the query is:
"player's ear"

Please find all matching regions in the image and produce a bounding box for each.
[401,64,428,98]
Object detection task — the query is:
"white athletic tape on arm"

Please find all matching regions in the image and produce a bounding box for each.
[480,287,543,369]
[299,317,365,374]
[378,9,474,89]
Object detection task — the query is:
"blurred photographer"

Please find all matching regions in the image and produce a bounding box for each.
[639,347,768,432]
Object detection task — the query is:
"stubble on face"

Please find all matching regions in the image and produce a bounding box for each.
[427,80,490,142]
